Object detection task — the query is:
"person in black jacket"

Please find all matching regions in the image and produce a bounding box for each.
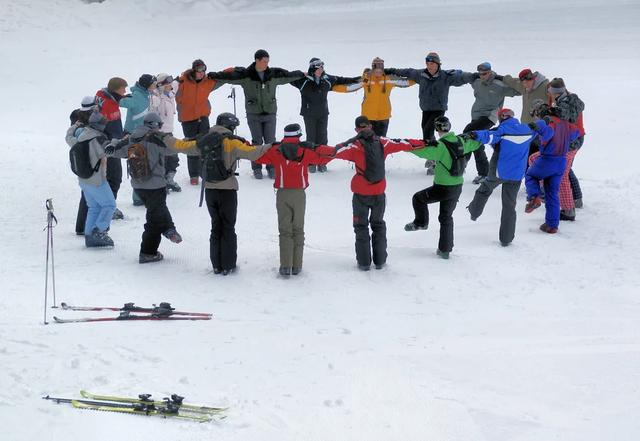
[290,58,359,172]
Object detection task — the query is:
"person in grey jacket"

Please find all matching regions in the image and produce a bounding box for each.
[108,112,200,263]
[67,111,116,248]
[199,113,272,275]
[384,52,475,174]
[464,62,519,184]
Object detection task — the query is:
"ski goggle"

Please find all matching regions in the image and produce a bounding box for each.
[194,66,207,73]
[310,60,324,69]
[425,55,440,63]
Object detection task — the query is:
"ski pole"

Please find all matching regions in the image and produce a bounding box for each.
[43,199,58,324]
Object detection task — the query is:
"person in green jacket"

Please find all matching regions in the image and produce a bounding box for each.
[405,116,482,259]
[208,49,304,179]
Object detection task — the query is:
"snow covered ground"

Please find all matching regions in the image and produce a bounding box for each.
[1,0,639,439]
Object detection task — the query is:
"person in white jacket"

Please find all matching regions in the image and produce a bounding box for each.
[150,73,181,192]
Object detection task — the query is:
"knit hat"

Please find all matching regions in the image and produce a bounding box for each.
[80,96,97,112]
[254,49,270,60]
[425,52,441,64]
[138,74,156,89]
[477,62,492,72]
[371,57,384,70]
[107,77,128,93]
[156,73,173,86]
[497,108,514,121]
[518,68,534,81]
[283,123,302,137]
[548,77,566,95]
[192,59,207,71]
[355,116,371,129]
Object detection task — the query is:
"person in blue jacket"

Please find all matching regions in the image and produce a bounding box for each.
[120,74,157,205]
[524,100,580,234]
[465,108,536,246]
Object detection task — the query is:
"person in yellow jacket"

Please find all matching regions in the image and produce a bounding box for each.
[333,57,414,136]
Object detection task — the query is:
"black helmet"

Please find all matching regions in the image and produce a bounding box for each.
[216,112,240,131]
[143,112,163,130]
[434,116,451,132]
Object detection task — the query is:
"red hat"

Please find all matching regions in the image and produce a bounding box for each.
[518,68,534,81]
[497,108,515,120]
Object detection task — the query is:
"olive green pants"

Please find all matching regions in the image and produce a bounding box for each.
[276,189,306,269]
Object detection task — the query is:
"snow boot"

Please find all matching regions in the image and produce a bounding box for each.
[253,169,263,180]
[308,165,317,173]
[222,267,235,276]
[472,175,486,185]
[139,251,164,264]
[375,263,386,270]
[525,196,542,213]
[166,172,182,192]
[132,190,144,207]
[213,267,222,275]
[539,223,558,234]
[358,264,370,271]
[436,249,450,259]
[162,227,183,244]
[318,165,327,173]
[267,168,275,179]
[112,207,124,220]
[279,267,292,277]
[574,198,583,209]
[85,228,114,248]
[404,222,428,232]
[560,209,576,221]
[292,267,302,275]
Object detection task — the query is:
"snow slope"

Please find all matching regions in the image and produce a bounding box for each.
[1,0,639,440]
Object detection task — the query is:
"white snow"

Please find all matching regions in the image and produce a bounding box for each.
[1,0,639,440]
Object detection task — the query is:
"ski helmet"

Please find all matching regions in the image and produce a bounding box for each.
[497,108,514,121]
[216,112,240,131]
[143,112,163,130]
[434,116,451,132]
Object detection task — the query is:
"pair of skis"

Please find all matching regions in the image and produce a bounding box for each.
[43,390,227,422]
[53,302,212,324]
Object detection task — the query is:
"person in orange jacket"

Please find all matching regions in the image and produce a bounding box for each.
[175,59,223,185]
[333,57,414,137]
[254,123,337,277]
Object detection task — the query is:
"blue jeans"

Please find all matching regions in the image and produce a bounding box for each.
[525,156,566,228]
[79,180,116,235]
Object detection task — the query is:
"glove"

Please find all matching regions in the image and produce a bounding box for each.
[104,142,117,156]
[207,72,217,80]
[472,72,481,80]
[528,122,538,131]
[299,141,316,150]
[425,139,439,147]
[460,132,478,141]
[104,137,129,155]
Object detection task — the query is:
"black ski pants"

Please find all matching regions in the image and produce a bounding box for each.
[370,119,389,137]
[412,184,462,253]
[205,189,238,271]
[421,110,445,141]
[352,193,387,267]
[303,115,329,145]
[136,188,174,255]
[467,176,521,245]
[182,117,210,178]
[463,116,494,177]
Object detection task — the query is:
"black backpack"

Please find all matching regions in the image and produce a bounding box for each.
[69,136,104,179]
[440,137,470,177]
[198,131,234,183]
[360,136,385,184]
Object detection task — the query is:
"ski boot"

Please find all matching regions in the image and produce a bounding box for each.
[308,165,317,173]
[279,267,292,278]
[166,172,182,192]
[85,228,114,248]
[436,249,450,259]
[404,222,428,231]
[162,227,183,244]
[112,207,124,220]
[139,251,164,264]
[253,169,263,180]
[539,223,558,234]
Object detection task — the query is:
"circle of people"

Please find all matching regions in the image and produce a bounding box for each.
[65,48,585,275]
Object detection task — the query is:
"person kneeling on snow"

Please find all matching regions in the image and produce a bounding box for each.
[465,108,537,246]
[329,116,424,271]
[405,116,483,259]
[107,112,199,263]
[524,100,580,234]
[253,123,338,277]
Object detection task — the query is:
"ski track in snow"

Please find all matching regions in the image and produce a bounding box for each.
[1,0,640,440]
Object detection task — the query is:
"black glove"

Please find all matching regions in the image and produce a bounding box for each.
[548,106,560,117]
[104,138,128,155]
[207,72,217,80]
[425,139,439,147]
[528,122,538,131]
[299,141,316,150]
[459,132,477,141]
[472,72,481,80]
[147,132,168,147]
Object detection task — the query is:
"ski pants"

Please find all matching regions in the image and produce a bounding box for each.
[467,176,521,245]
[136,187,175,255]
[276,189,306,270]
[352,193,387,267]
[303,115,329,172]
[205,189,238,271]
[421,110,445,142]
[525,155,566,229]
[76,158,121,234]
[463,116,494,177]
[79,180,116,236]
[370,119,389,137]
[412,184,462,253]
[247,113,276,172]
[569,136,584,201]
[182,117,210,178]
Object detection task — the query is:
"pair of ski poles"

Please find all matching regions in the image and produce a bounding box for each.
[43,198,58,324]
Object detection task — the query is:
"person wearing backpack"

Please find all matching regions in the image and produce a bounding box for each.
[107,112,200,263]
[290,58,360,173]
[331,116,424,271]
[207,49,305,180]
[405,116,483,259]
[465,108,537,246]
[197,113,272,275]
[67,111,117,248]
[253,123,338,277]
[120,74,157,206]
[150,73,181,193]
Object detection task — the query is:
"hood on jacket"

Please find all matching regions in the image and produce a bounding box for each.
[532,72,548,90]
[131,125,151,140]
[77,126,104,143]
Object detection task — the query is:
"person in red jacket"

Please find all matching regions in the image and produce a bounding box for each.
[330,116,424,271]
[254,123,336,277]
